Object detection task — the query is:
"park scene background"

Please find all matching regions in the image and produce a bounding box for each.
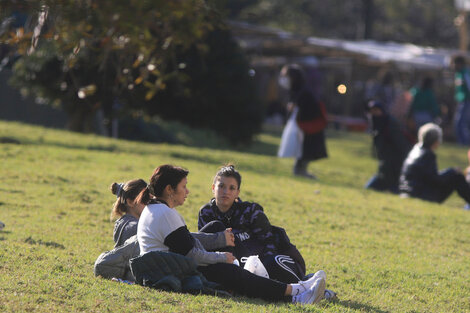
[1,1,470,312]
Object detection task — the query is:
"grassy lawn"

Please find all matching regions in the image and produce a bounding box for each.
[0,120,469,313]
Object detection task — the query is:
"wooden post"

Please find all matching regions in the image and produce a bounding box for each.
[458,11,468,51]
[455,0,470,51]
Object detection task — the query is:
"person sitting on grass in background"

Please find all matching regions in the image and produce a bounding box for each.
[135,164,328,305]
[365,100,412,193]
[399,123,470,209]
[110,179,147,247]
[198,164,337,300]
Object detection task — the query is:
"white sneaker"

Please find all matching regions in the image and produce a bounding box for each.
[324,289,337,301]
[298,270,326,293]
[293,277,326,305]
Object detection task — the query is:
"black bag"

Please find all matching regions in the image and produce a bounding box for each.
[271,225,306,279]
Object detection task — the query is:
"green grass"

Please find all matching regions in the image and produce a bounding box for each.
[0,120,469,313]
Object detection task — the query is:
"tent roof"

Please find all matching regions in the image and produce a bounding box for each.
[229,21,469,70]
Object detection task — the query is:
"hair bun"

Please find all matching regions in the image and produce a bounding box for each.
[111,182,124,198]
[111,182,119,195]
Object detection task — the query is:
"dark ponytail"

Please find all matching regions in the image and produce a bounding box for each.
[136,164,189,204]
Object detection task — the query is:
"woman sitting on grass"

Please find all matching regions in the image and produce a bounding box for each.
[198,165,336,300]
[110,179,147,247]
[135,164,326,305]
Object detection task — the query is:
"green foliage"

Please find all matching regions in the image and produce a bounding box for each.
[142,28,262,145]
[1,1,262,144]
[1,120,470,312]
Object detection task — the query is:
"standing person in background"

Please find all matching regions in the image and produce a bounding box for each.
[365,101,412,193]
[409,77,440,132]
[278,64,328,179]
[453,56,470,145]
[110,179,147,247]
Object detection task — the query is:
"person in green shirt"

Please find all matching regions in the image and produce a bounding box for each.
[409,77,440,132]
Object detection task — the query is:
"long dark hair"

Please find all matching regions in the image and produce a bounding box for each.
[282,64,305,92]
[136,164,189,205]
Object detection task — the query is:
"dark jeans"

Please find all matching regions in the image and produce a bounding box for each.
[197,263,288,301]
[454,100,470,145]
[200,220,302,284]
[365,175,399,194]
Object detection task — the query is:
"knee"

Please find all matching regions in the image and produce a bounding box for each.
[199,220,226,233]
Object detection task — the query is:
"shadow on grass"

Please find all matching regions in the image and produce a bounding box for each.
[25,236,65,249]
[335,299,390,313]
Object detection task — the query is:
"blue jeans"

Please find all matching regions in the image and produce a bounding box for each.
[454,100,470,145]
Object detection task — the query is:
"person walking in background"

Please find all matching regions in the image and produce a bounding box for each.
[399,123,470,208]
[365,101,412,193]
[278,64,328,179]
[110,179,147,247]
[409,77,440,132]
[453,56,470,145]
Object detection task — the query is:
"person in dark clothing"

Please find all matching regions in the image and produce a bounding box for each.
[110,179,147,247]
[365,100,412,193]
[399,123,470,207]
[198,165,337,300]
[279,64,328,179]
[135,164,327,305]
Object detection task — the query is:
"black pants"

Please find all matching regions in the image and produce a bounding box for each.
[200,221,302,284]
[197,263,288,301]
[434,168,470,203]
[414,168,470,203]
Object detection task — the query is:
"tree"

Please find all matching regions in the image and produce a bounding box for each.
[0,0,220,132]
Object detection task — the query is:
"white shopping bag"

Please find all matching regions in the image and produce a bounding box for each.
[278,107,303,158]
[241,255,269,278]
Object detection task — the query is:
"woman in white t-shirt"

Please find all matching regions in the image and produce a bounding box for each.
[135,164,326,305]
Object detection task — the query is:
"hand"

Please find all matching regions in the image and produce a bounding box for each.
[224,228,235,247]
[224,252,236,264]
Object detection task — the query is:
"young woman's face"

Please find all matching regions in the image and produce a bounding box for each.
[212,176,240,212]
[172,177,189,207]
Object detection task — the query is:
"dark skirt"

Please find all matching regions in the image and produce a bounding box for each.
[301,131,327,161]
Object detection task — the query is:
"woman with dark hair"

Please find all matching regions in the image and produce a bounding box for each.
[135,164,326,304]
[110,179,147,247]
[279,64,328,179]
[198,165,336,300]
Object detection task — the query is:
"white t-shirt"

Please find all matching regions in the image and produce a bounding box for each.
[137,203,186,255]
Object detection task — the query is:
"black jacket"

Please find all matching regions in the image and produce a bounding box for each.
[399,144,442,201]
[198,198,276,258]
[130,251,228,296]
[198,198,306,277]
